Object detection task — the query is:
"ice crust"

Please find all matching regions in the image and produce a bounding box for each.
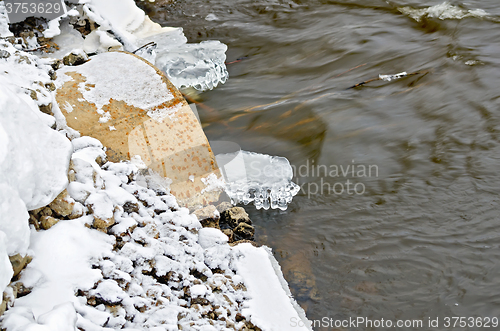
[57,52,176,123]
[216,151,300,210]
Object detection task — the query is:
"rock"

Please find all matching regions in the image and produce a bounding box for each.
[68,202,85,219]
[220,207,251,229]
[235,313,245,322]
[39,207,52,217]
[45,82,56,91]
[0,294,7,316]
[92,216,115,230]
[12,282,31,298]
[63,51,88,66]
[123,201,140,214]
[229,239,258,247]
[39,103,53,115]
[50,59,63,71]
[55,51,222,209]
[29,212,40,231]
[221,229,234,243]
[40,216,60,230]
[216,201,233,213]
[193,205,220,228]
[233,222,255,240]
[0,50,10,58]
[9,254,32,277]
[49,189,75,217]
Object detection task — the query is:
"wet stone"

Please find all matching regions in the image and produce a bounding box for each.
[220,207,251,229]
[233,222,255,240]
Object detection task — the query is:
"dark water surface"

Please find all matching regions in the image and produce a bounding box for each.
[140,0,500,329]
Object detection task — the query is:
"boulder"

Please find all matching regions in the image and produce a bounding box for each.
[55,52,222,208]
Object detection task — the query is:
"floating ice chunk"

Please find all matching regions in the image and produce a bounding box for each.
[216,150,299,210]
[398,2,489,22]
[155,40,229,91]
[379,72,407,81]
[205,13,218,21]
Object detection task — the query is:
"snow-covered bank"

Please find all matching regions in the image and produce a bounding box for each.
[0,0,310,329]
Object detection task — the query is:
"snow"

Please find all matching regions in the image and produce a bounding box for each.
[216,150,300,210]
[233,244,312,331]
[0,2,13,37]
[1,218,113,329]
[0,81,72,293]
[56,52,175,122]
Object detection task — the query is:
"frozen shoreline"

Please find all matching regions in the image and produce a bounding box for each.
[0,0,310,330]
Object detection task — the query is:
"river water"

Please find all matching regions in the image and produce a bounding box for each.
[139,0,500,329]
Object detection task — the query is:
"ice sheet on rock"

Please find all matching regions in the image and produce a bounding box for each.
[216,150,300,210]
[57,52,174,121]
[398,2,489,22]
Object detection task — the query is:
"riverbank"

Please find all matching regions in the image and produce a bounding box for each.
[0,0,309,330]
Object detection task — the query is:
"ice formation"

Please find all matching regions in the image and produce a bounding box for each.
[56,52,176,122]
[216,150,300,210]
[379,72,408,81]
[398,2,489,22]
[79,0,229,91]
